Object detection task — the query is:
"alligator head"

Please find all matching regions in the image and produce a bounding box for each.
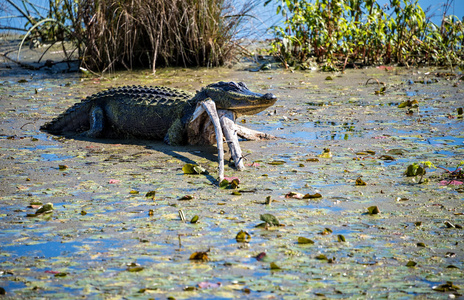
[201,81,277,116]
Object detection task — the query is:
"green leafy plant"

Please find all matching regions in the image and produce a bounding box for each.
[265,0,463,69]
[405,161,436,184]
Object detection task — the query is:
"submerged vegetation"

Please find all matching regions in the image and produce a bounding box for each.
[265,0,464,70]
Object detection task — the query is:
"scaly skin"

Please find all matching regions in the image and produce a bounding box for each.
[40,81,277,145]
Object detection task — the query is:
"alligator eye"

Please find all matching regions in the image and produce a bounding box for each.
[228,82,239,89]
[238,82,248,89]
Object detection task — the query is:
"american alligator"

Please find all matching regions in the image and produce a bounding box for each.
[41,81,277,145]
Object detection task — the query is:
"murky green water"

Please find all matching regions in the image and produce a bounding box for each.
[0,53,463,299]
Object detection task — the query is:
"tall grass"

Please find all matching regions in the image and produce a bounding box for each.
[81,0,254,72]
[1,0,255,72]
[266,0,464,69]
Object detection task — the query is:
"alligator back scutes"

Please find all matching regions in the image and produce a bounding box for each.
[41,85,195,136]
[89,86,194,107]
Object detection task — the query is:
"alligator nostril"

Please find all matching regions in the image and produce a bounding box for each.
[262,93,276,100]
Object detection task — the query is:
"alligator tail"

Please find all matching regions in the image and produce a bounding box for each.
[40,100,93,135]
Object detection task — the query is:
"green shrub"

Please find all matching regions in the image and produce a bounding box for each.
[265,0,463,69]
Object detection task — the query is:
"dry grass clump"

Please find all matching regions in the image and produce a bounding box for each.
[81,0,253,72]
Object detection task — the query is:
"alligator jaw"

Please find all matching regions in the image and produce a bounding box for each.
[203,81,277,116]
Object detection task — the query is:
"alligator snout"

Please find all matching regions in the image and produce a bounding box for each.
[262,93,276,101]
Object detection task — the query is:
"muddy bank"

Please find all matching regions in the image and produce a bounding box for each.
[0,52,463,298]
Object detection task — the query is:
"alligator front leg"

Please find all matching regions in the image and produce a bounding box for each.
[78,106,104,138]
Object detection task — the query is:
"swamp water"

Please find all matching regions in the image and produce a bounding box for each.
[0,56,463,298]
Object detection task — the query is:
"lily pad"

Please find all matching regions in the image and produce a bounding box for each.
[366,206,380,215]
[297,237,314,244]
[236,230,251,243]
[260,213,280,226]
[182,163,206,174]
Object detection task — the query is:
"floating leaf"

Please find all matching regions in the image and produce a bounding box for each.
[129,190,139,194]
[366,206,380,215]
[182,163,206,174]
[219,177,240,189]
[398,99,419,108]
[179,195,194,201]
[306,158,319,162]
[58,164,68,170]
[285,191,304,199]
[190,215,199,224]
[318,148,332,158]
[337,234,346,242]
[255,223,268,228]
[315,254,328,260]
[260,214,280,226]
[145,191,156,199]
[320,228,332,235]
[379,155,395,161]
[35,203,54,215]
[230,179,240,189]
[356,177,367,186]
[236,230,251,243]
[297,237,314,244]
[406,261,417,267]
[54,272,68,277]
[405,164,424,176]
[268,160,286,165]
[416,242,426,247]
[446,265,459,269]
[193,165,206,174]
[127,266,144,272]
[189,251,209,261]
[432,281,460,292]
[303,193,322,199]
[219,179,229,189]
[270,262,281,270]
[387,149,406,155]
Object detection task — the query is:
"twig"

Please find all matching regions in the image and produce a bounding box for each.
[218,110,245,171]
[200,100,225,182]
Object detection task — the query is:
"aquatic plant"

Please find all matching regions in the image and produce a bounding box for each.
[80,0,256,72]
[1,0,256,72]
[265,0,464,69]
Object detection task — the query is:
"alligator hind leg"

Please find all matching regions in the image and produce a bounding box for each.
[78,106,105,138]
